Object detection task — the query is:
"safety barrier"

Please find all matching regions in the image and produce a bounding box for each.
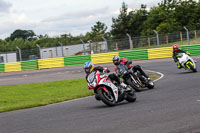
[91,52,119,64]
[119,49,148,60]
[148,47,173,59]
[4,62,21,72]
[37,57,64,69]
[0,64,4,72]
[64,55,91,66]
[0,44,199,73]
[21,60,38,71]
[181,44,200,56]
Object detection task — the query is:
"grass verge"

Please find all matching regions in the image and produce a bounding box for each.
[0,74,160,113]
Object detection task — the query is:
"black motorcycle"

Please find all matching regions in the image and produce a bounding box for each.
[116,64,154,92]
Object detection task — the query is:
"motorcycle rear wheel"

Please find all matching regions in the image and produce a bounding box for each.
[146,80,154,89]
[125,90,136,102]
[97,89,116,107]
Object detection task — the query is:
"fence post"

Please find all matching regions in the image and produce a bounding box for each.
[180,32,183,42]
[116,42,118,51]
[16,46,22,61]
[102,37,108,52]
[194,30,197,38]
[80,39,86,55]
[58,42,64,57]
[36,44,42,59]
[166,35,168,44]
[87,40,93,53]
[153,30,160,48]
[126,33,133,50]
[148,37,151,47]
[184,26,190,45]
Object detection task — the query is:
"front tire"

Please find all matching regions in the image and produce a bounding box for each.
[127,78,142,92]
[97,88,116,107]
[188,63,197,72]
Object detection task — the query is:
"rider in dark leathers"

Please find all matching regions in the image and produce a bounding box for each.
[112,55,150,81]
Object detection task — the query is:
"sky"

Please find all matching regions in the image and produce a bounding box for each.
[0,0,162,39]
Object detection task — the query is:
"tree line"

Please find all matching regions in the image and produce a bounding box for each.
[0,0,200,52]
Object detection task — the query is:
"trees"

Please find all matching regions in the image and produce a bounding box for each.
[111,2,148,38]
[89,21,108,41]
[1,0,200,52]
[111,2,130,39]
[10,29,36,41]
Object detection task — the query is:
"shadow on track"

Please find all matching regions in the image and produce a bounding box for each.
[177,71,198,74]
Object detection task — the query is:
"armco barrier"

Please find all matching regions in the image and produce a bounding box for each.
[4,62,21,72]
[0,44,200,73]
[119,49,148,60]
[181,44,200,56]
[91,52,119,64]
[21,60,38,71]
[0,64,4,72]
[64,55,91,66]
[38,57,64,69]
[148,47,173,59]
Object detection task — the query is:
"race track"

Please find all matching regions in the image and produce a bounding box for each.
[0,56,200,133]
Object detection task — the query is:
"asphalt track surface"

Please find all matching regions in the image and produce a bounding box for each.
[0,56,200,133]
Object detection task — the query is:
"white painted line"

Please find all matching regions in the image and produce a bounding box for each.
[145,70,164,82]
[197,100,200,102]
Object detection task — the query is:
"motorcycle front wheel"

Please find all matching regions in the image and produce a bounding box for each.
[188,63,197,72]
[97,88,116,107]
[127,78,142,92]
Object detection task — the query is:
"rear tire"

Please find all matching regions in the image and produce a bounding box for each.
[97,89,116,107]
[146,80,154,89]
[125,90,136,102]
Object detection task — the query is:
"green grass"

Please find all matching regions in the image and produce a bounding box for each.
[0,75,160,113]
[0,79,91,113]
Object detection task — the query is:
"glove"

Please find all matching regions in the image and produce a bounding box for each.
[186,52,191,56]
[104,68,110,73]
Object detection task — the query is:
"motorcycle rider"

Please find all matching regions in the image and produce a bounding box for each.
[172,44,190,69]
[112,55,150,81]
[83,61,129,93]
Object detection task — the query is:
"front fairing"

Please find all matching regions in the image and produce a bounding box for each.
[87,72,119,101]
[116,64,129,78]
[178,53,196,69]
[87,72,97,88]
[98,79,119,102]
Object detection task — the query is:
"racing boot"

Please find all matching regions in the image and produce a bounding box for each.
[120,82,131,92]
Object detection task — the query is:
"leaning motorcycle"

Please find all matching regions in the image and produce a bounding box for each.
[86,71,136,107]
[116,64,154,92]
[177,53,197,72]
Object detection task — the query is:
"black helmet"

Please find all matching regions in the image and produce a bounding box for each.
[83,61,94,74]
[113,55,120,65]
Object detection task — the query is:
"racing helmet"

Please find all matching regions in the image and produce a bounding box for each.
[83,61,94,74]
[113,55,120,65]
[172,44,179,52]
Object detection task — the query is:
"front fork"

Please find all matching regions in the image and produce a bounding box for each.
[185,61,194,69]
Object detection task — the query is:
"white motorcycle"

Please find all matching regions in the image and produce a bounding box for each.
[177,53,197,72]
[87,71,136,106]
